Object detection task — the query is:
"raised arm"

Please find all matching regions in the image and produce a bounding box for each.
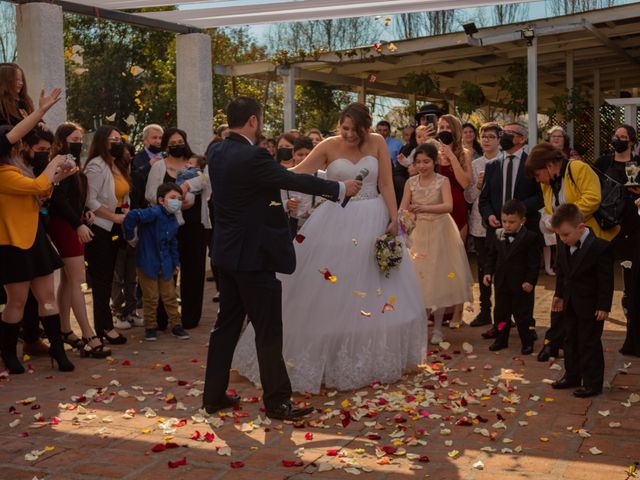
[290,137,331,174]
[5,88,62,145]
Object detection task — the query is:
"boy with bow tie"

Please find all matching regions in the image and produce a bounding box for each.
[483,199,541,354]
[550,204,614,398]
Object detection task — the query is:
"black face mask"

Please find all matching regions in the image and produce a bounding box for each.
[437,131,454,146]
[612,138,629,154]
[168,144,187,158]
[148,144,162,154]
[499,133,515,151]
[33,151,50,166]
[68,142,83,161]
[110,142,125,158]
[277,147,293,162]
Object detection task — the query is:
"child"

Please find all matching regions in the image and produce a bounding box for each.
[123,182,190,342]
[397,125,430,167]
[539,210,557,276]
[483,199,540,354]
[283,136,320,234]
[550,203,613,398]
[400,141,473,345]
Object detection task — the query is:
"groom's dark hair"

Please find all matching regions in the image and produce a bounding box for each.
[227,96,262,128]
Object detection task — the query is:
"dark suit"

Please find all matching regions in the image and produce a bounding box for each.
[131,149,153,210]
[485,226,540,346]
[203,132,340,409]
[555,231,614,391]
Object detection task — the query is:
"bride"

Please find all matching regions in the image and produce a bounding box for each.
[232,103,427,394]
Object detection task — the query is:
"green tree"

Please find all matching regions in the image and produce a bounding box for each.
[0,2,16,62]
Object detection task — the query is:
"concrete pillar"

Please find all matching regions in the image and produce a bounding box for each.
[593,68,600,159]
[283,67,296,131]
[358,78,366,104]
[176,33,212,155]
[527,37,538,145]
[565,50,574,147]
[16,2,66,129]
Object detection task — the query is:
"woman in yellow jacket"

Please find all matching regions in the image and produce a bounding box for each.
[0,88,77,374]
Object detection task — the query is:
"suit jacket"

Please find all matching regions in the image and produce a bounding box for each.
[555,230,614,318]
[131,149,152,209]
[478,151,543,233]
[485,226,540,294]
[209,132,340,274]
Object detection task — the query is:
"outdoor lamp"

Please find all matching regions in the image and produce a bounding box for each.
[463,22,478,36]
[521,27,535,46]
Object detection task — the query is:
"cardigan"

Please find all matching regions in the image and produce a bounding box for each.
[84,156,130,232]
[541,160,619,241]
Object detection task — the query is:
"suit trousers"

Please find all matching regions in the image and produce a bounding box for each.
[203,268,292,410]
[178,222,206,329]
[543,235,565,352]
[563,303,605,391]
[494,288,535,347]
[472,235,492,315]
[111,243,138,317]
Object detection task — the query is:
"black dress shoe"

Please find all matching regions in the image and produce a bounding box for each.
[551,377,581,390]
[470,313,491,327]
[572,387,601,398]
[531,331,539,342]
[481,326,498,339]
[203,395,240,414]
[489,341,508,352]
[536,345,558,362]
[266,401,314,421]
[521,344,534,355]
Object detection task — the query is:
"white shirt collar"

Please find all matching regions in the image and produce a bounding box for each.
[239,134,254,146]
[504,147,524,160]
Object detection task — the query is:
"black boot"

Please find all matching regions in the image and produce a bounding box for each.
[42,314,75,372]
[0,320,25,374]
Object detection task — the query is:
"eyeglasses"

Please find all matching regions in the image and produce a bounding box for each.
[549,134,565,139]
[107,137,121,142]
[613,136,630,142]
[168,141,185,146]
[481,135,498,140]
[501,130,523,137]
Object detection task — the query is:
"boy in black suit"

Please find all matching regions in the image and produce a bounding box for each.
[550,204,614,398]
[484,199,541,354]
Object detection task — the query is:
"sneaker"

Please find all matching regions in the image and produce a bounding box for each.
[127,313,145,327]
[171,325,190,340]
[145,328,157,341]
[113,318,132,330]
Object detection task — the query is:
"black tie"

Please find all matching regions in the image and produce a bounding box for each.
[505,155,514,202]
[571,240,581,255]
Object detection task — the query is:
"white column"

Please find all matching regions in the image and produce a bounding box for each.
[593,69,600,159]
[16,2,66,129]
[176,33,212,155]
[527,37,538,145]
[565,50,574,147]
[283,67,296,131]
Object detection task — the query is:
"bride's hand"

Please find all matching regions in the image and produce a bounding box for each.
[386,219,398,236]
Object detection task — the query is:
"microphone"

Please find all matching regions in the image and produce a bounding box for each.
[341,168,369,208]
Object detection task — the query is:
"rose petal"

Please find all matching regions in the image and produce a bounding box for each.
[168,457,187,468]
[230,461,245,468]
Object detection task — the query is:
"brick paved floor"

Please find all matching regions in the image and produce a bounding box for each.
[0,263,638,480]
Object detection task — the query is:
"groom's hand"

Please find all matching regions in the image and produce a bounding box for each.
[344,180,363,197]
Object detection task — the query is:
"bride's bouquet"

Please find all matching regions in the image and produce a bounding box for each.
[398,210,416,247]
[374,234,403,278]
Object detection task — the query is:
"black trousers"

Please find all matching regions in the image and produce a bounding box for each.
[563,303,605,391]
[543,235,564,351]
[472,235,492,316]
[84,225,120,335]
[178,222,206,329]
[203,268,292,410]
[494,288,535,347]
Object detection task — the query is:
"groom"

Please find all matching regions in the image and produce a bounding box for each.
[203,96,362,420]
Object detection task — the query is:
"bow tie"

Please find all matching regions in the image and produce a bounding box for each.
[504,232,517,240]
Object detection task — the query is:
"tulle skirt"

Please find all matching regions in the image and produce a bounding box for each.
[232,195,427,394]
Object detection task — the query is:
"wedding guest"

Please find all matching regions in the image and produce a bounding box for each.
[540,209,557,276]
[131,124,164,209]
[265,138,277,158]
[483,199,540,354]
[595,125,640,356]
[0,63,34,125]
[276,133,296,167]
[400,141,473,345]
[414,103,442,132]
[123,182,189,341]
[623,195,640,356]
[547,126,580,160]
[436,114,471,242]
[292,136,313,165]
[146,128,210,329]
[283,136,317,234]
[550,204,613,398]
[462,122,483,160]
[402,125,415,146]
[47,122,111,358]
[479,121,543,340]
[398,125,430,167]
[377,120,402,166]
[84,125,130,345]
[464,122,502,328]
[0,88,76,373]
[257,135,270,150]
[306,128,323,147]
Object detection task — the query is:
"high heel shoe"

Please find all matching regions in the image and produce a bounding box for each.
[80,336,112,359]
[61,331,84,350]
[101,330,127,345]
[42,314,75,372]
[0,321,25,374]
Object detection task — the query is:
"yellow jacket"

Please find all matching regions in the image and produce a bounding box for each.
[0,165,52,249]
[541,160,619,241]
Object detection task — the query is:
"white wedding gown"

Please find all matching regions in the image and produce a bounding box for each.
[232,156,427,393]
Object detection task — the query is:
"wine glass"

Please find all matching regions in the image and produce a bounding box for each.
[625,161,637,184]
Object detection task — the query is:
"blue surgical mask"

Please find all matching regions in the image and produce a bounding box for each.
[165,198,182,214]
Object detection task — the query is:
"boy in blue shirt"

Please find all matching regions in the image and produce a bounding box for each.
[123,182,189,341]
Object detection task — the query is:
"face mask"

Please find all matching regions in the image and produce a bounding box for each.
[168,144,187,158]
[148,144,162,154]
[68,142,82,161]
[437,131,454,145]
[164,198,182,214]
[277,147,293,162]
[612,138,629,153]
[33,151,50,166]
[110,142,124,158]
[499,133,515,151]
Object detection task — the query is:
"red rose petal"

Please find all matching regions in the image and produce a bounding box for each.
[177,380,188,386]
[497,322,507,331]
[382,446,397,455]
[168,457,187,468]
[326,449,339,456]
[340,409,351,428]
[204,432,215,442]
[162,364,172,372]
[121,360,131,366]
[152,444,166,452]
[304,432,313,441]
[367,434,381,440]
[282,459,304,467]
[165,442,179,449]
[230,461,244,469]
[191,431,201,441]
[295,234,306,243]
[174,420,187,428]
[419,455,430,463]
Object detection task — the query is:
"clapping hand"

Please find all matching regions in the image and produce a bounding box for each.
[344,179,362,197]
[522,282,534,293]
[38,88,62,114]
[50,155,78,183]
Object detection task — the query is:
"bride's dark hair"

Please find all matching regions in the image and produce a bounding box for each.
[338,102,372,148]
